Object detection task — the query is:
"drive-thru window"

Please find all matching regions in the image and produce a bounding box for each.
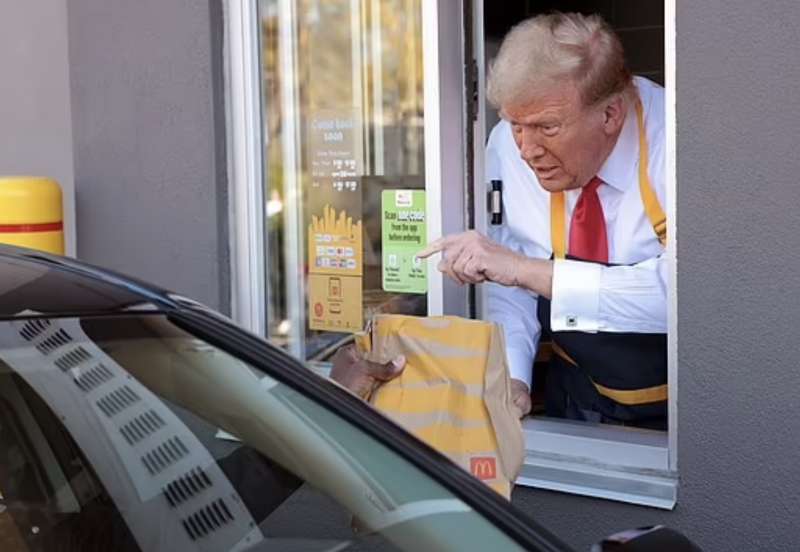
[225,0,677,509]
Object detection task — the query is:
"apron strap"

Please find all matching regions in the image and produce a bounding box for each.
[549,97,667,256]
[635,99,667,247]
[550,191,567,259]
[551,341,667,405]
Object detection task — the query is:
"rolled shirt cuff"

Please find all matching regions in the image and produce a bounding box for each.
[551,259,602,332]
[506,346,534,389]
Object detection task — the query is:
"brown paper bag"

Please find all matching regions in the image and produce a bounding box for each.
[356,314,524,498]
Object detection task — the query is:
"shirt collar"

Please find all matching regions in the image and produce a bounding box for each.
[596,102,639,192]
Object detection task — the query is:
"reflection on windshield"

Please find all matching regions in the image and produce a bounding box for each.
[0,318,267,551]
[0,316,523,552]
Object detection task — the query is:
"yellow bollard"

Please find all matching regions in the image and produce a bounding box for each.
[0,177,64,255]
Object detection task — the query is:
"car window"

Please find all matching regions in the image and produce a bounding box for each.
[0,315,525,551]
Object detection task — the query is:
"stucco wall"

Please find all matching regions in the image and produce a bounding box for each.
[58,0,800,549]
[511,2,800,550]
[67,0,229,312]
[0,0,76,255]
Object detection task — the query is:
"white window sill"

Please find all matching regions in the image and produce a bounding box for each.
[310,362,677,510]
[518,417,677,510]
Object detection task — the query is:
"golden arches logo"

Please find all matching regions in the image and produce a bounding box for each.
[470,457,496,480]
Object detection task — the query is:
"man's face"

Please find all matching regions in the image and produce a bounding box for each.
[501,81,618,192]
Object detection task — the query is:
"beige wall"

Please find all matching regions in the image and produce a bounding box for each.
[67,0,229,311]
[0,0,76,255]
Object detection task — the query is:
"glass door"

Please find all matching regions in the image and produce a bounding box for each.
[258,0,434,359]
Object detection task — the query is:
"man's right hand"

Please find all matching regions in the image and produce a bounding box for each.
[330,344,406,400]
[510,378,532,419]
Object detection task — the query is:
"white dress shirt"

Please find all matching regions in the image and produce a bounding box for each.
[485,77,667,388]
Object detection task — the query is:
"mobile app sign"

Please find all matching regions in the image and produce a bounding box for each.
[381,190,427,294]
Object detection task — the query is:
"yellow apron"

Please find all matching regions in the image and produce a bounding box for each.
[550,98,667,259]
[547,98,669,408]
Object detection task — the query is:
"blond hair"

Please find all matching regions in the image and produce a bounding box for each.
[487,12,632,109]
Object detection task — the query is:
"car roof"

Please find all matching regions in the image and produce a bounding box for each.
[0,244,179,319]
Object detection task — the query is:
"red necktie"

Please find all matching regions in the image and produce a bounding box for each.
[568,177,608,263]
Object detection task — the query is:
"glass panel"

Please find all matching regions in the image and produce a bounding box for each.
[259,0,427,359]
[0,316,524,551]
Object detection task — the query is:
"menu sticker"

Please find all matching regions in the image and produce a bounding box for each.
[306,109,364,333]
[381,190,427,294]
[307,204,363,332]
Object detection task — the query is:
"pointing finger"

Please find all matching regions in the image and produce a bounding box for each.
[416,237,448,259]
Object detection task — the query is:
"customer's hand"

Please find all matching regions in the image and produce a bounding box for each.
[330,344,406,400]
[510,378,532,419]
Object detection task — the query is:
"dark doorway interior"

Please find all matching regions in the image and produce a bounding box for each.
[483,1,665,131]
[481,1,666,415]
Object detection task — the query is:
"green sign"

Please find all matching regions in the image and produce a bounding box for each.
[381,190,427,294]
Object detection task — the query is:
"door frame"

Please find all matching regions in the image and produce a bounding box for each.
[470,0,680,507]
[226,0,471,348]
[422,0,471,317]
[225,0,267,337]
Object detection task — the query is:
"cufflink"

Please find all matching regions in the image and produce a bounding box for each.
[566,315,578,328]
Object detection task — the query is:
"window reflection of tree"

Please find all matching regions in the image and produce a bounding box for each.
[260,1,428,357]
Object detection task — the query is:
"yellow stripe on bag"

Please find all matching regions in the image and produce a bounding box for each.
[377,369,485,387]
[374,315,493,352]
[380,410,488,430]
[376,385,487,417]
[379,379,484,396]
[391,356,486,386]
[414,425,498,453]
[408,369,485,387]
[364,314,525,499]
[551,341,667,405]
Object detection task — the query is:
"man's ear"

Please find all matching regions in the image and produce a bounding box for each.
[601,94,626,135]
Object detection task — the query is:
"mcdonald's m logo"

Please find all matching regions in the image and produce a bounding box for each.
[470,457,497,480]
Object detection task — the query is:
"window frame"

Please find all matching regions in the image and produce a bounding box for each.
[471,0,679,510]
[225,0,267,339]
[227,0,679,509]
[225,0,471,347]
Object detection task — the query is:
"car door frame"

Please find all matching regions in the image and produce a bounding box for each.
[167,306,573,552]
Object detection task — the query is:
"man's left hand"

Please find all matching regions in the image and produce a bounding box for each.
[416,230,523,286]
[509,378,532,419]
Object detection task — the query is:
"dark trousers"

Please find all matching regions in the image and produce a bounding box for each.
[545,356,667,431]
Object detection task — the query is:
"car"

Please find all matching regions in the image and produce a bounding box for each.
[0,244,700,551]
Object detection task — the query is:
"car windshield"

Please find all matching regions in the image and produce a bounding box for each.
[0,314,526,551]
